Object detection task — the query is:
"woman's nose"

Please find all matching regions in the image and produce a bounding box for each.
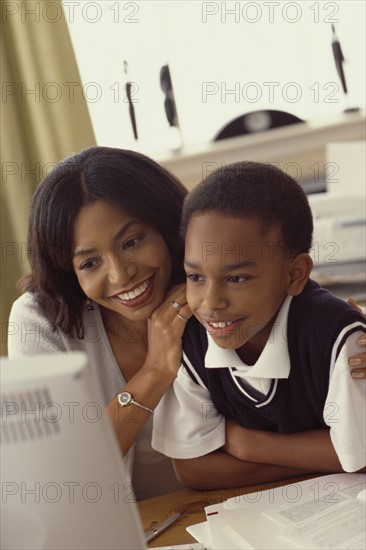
[107,257,138,285]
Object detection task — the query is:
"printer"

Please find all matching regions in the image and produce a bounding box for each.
[308,141,365,286]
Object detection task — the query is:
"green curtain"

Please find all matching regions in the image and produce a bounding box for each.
[1,0,96,355]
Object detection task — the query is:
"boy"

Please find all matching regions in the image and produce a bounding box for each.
[152,161,366,488]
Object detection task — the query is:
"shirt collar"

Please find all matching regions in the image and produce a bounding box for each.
[205,295,293,380]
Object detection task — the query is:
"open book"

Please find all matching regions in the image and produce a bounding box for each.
[187,474,365,550]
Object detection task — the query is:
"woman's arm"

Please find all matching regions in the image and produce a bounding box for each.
[7,292,69,356]
[106,284,192,455]
[9,288,192,457]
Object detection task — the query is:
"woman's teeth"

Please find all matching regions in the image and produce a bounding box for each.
[117,279,150,301]
[209,321,234,328]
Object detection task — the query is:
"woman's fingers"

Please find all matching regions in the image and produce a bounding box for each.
[163,284,193,325]
[145,284,191,377]
[349,352,366,379]
[346,299,366,378]
[347,298,364,315]
[349,335,366,378]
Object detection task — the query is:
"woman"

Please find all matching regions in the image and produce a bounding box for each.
[8,146,192,499]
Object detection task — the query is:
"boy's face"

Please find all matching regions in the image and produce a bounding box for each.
[184,212,295,361]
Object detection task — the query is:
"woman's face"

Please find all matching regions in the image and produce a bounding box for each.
[72,200,172,322]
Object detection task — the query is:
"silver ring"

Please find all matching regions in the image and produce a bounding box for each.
[177,312,189,322]
[171,300,182,311]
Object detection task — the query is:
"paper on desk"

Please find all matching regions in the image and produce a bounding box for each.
[204,474,366,550]
[225,474,365,510]
[206,506,294,549]
[205,506,254,550]
[186,521,212,550]
[262,477,366,550]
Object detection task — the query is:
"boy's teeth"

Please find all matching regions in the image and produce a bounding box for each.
[117,279,149,301]
[210,321,233,328]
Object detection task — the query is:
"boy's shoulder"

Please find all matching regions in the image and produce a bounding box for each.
[291,279,364,323]
[287,279,365,402]
[289,278,365,348]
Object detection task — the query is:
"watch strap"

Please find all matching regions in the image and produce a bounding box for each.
[117,392,153,414]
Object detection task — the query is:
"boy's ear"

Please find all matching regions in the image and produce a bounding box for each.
[287,253,313,296]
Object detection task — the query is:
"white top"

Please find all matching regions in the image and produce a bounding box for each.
[7,292,182,500]
[152,296,366,472]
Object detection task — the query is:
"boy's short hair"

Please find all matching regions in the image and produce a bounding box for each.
[181,161,313,259]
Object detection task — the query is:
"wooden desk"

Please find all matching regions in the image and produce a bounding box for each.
[138,474,319,548]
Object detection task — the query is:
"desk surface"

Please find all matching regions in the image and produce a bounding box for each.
[138,474,319,548]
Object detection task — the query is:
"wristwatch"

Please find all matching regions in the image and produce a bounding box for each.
[117,391,153,413]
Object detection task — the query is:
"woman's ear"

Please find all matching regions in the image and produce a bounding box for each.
[287,253,313,296]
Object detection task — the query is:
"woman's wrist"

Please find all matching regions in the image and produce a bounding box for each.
[141,355,181,384]
[118,361,176,411]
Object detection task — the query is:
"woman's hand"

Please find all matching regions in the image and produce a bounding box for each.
[347,298,366,379]
[107,284,192,456]
[144,283,192,379]
[348,333,366,379]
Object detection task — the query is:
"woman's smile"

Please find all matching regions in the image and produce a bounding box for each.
[109,275,155,307]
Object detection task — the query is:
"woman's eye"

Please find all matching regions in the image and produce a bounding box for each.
[123,237,140,250]
[80,258,98,271]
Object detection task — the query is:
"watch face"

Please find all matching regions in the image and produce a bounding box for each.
[119,392,132,406]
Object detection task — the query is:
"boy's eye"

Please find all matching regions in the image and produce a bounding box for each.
[186,273,203,283]
[227,275,247,283]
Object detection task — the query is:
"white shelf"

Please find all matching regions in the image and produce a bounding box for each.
[157,111,366,189]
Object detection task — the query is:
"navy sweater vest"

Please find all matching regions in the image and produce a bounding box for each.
[182,280,366,433]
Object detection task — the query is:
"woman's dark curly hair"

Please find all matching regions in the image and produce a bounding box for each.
[21,147,187,337]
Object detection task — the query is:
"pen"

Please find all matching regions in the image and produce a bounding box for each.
[124,60,138,140]
[145,512,182,543]
[126,82,138,140]
[331,24,347,95]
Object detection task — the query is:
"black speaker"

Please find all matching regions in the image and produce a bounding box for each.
[214,110,304,141]
[160,65,179,128]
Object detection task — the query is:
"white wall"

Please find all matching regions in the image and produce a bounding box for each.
[64,0,366,154]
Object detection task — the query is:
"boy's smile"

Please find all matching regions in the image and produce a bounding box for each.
[184,212,295,363]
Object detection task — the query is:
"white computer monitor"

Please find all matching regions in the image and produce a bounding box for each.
[0,352,146,550]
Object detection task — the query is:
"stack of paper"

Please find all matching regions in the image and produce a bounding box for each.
[186,474,366,550]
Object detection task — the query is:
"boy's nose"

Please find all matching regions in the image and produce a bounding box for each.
[200,285,228,315]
